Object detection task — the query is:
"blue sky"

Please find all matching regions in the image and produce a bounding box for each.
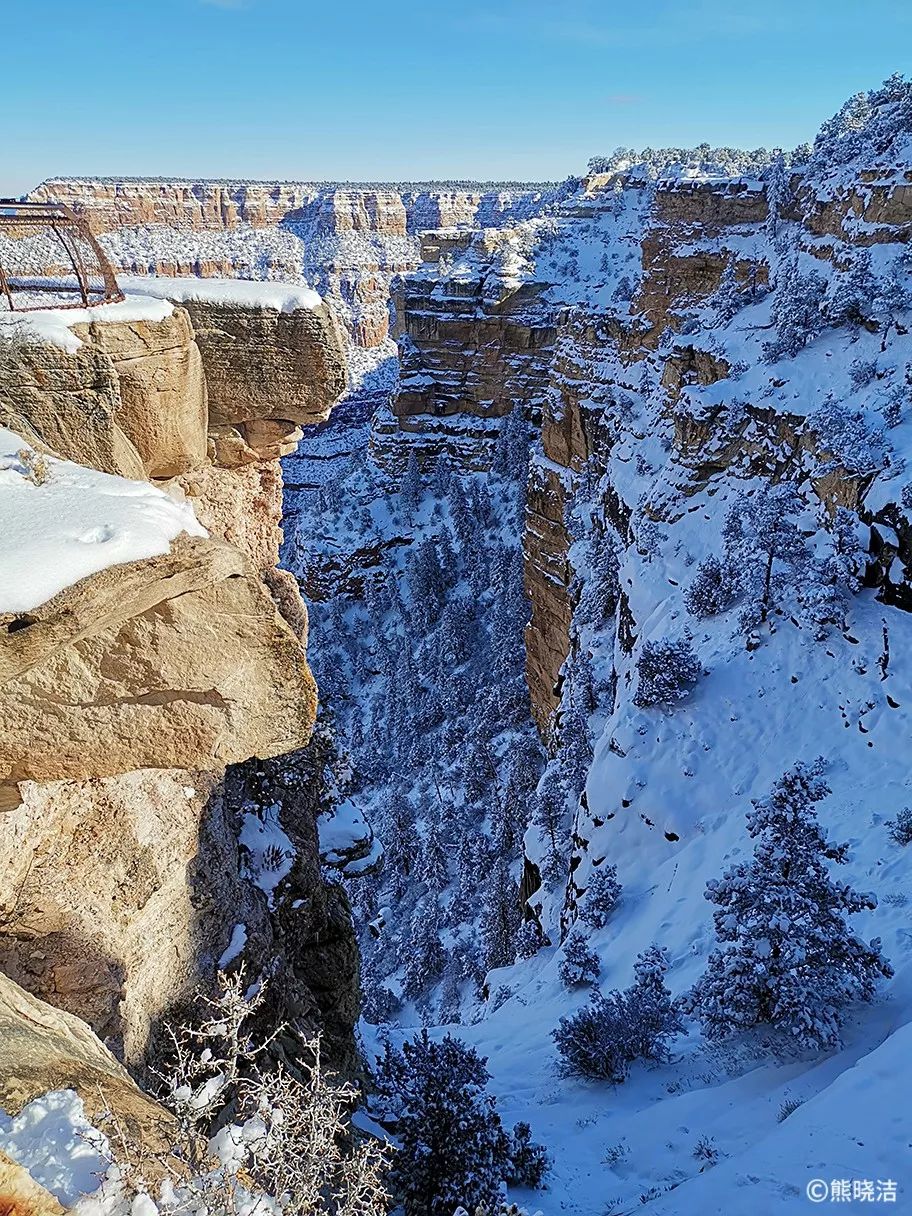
[3,0,910,194]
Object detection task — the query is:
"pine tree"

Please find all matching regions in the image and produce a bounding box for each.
[684,554,740,618]
[400,450,422,519]
[559,931,601,987]
[418,821,449,893]
[764,151,788,241]
[481,857,521,972]
[407,538,447,631]
[721,484,809,628]
[579,864,622,929]
[828,249,877,326]
[763,248,826,361]
[430,455,453,497]
[714,255,744,323]
[372,1032,523,1216]
[492,406,529,475]
[400,900,448,1001]
[687,763,893,1049]
[634,635,702,708]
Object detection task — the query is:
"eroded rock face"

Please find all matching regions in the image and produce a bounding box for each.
[179,298,347,431]
[0,309,206,480]
[0,971,176,1153]
[0,535,316,792]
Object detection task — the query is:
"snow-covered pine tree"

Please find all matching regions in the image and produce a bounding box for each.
[373,1032,544,1216]
[579,864,622,929]
[827,248,877,326]
[418,820,449,893]
[721,483,809,628]
[762,247,826,361]
[764,151,788,241]
[558,930,601,987]
[687,762,893,1049]
[400,900,448,1001]
[714,255,743,323]
[481,856,522,972]
[683,554,740,618]
[634,635,702,708]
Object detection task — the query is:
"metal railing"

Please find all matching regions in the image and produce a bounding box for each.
[0,200,124,311]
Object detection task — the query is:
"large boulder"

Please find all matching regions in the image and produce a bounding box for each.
[0,971,176,1156]
[0,534,316,792]
[0,308,207,480]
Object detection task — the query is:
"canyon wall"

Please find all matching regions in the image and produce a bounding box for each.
[29,178,564,349]
[0,287,359,1072]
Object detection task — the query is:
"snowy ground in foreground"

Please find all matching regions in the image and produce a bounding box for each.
[0,428,205,612]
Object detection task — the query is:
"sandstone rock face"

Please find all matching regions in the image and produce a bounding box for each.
[0,294,354,1073]
[178,298,347,430]
[32,179,558,237]
[384,239,557,470]
[0,308,206,480]
[0,770,227,1061]
[0,535,316,791]
[801,171,912,246]
[0,970,176,1153]
[85,311,208,477]
[0,1149,65,1216]
[175,461,284,573]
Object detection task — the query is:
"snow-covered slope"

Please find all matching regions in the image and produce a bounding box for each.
[279,76,912,1215]
[0,428,205,612]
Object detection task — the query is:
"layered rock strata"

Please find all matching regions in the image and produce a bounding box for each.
[0,290,354,1070]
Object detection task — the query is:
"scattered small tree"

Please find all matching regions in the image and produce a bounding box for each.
[886,807,912,846]
[578,865,622,930]
[373,1032,545,1216]
[634,636,702,708]
[553,946,682,1082]
[684,555,740,618]
[687,762,893,1049]
[505,1122,550,1188]
[559,931,601,987]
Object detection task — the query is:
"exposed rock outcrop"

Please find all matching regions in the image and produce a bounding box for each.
[0,535,315,791]
[0,971,176,1154]
[0,308,205,480]
[0,289,355,1073]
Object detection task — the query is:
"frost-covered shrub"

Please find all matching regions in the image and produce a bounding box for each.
[692,1135,720,1165]
[684,555,740,618]
[886,807,912,846]
[505,1122,550,1188]
[762,252,826,361]
[118,972,391,1216]
[686,762,893,1049]
[634,637,702,708]
[578,865,622,929]
[778,1096,805,1122]
[373,1032,545,1215]
[559,931,601,987]
[552,946,683,1082]
[849,357,878,389]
